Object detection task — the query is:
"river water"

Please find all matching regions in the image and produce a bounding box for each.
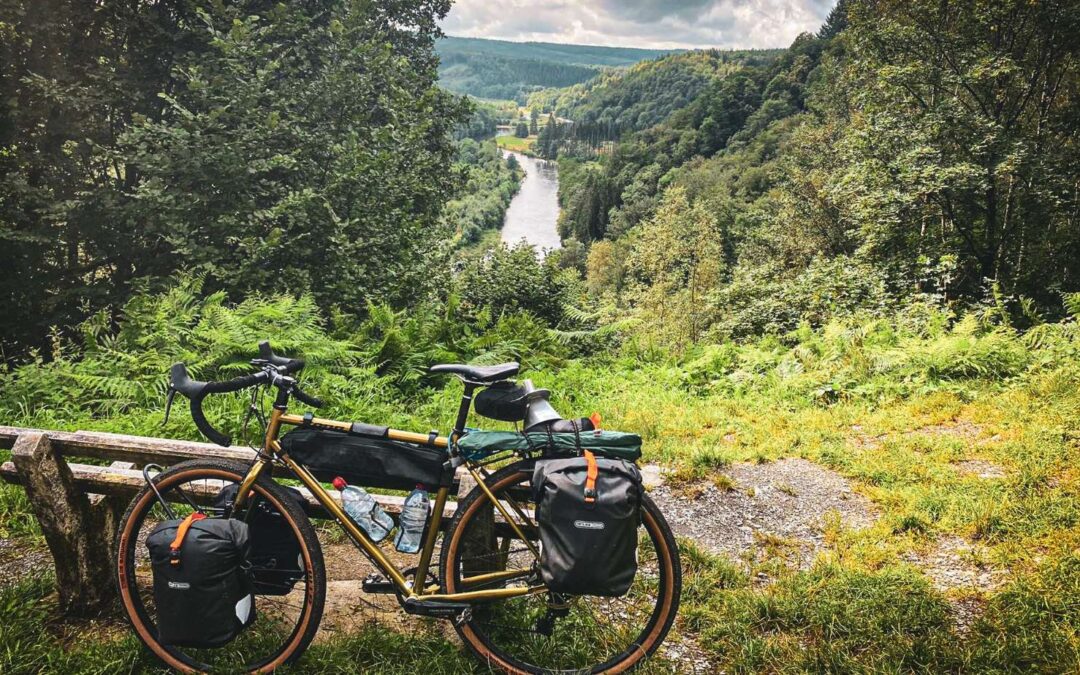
[500,150,562,253]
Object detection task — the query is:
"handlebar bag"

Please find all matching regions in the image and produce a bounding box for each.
[146,514,255,647]
[532,452,642,596]
[281,428,451,491]
[214,485,306,596]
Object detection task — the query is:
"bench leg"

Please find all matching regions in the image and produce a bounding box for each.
[11,432,117,616]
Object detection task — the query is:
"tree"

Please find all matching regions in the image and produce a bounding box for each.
[818,0,851,39]
[831,0,1080,301]
[515,121,529,137]
[624,186,725,346]
[529,108,539,135]
[0,1,203,357]
[0,0,467,360]
[537,113,560,158]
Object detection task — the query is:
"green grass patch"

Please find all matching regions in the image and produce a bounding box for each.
[0,289,1078,671]
[495,134,535,153]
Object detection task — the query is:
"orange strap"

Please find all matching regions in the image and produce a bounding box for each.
[584,450,598,503]
[169,512,207,566]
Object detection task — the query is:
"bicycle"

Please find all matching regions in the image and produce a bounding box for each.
[115,342,681,673]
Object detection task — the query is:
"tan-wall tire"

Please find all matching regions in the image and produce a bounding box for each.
[114,459,326,673]
[440,461,682,674]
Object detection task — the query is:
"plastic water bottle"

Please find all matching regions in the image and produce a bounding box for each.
[333,477,393,542]
[394,484,430,554]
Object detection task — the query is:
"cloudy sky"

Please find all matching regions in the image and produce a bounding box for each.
[440,0,837,50]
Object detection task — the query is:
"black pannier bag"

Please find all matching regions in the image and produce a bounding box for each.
[214,485,306,595]
[281,428,450,491]
[474,380,529,422]
[532,451,643,596]
[146,514,255,647]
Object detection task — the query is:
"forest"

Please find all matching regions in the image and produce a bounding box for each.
[550,0,1080,345]
[436,35,674,102]
[2,0,1080,673]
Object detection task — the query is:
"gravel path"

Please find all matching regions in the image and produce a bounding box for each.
[648,458,878,566]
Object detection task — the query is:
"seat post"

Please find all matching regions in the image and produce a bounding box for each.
[452,381,478,441]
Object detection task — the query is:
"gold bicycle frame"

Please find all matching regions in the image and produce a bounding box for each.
[233,408,545,603]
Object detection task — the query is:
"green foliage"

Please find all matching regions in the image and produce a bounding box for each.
[439,52,599,103]
[530,49,780,143]
[0,277,576,439]
[708,256,894,340]
[119,2,466,317]
[1,281,1079,672]
[3,5,1080,671]
[620,187,725,348]
[543,0,1079,345]
[436,36,675,103]
[442,139,522,246]
[452,100,502,141]
[0,576,163,673]
[0,574,471,674]
[456,245,573,326]
[1,0,466,361]
[439,36,677,69]
[834,0,1080,303]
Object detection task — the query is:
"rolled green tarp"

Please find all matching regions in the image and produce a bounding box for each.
[455,430,642,462]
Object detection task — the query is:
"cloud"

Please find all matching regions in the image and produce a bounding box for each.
[440,0,836,50]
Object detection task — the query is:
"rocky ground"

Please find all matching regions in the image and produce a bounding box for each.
[647,458,878,570]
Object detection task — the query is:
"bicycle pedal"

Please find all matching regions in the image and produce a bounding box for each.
[361,574,397,595]
[402,597,472,619]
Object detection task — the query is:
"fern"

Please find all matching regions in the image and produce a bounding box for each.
[1065,292,1080,320]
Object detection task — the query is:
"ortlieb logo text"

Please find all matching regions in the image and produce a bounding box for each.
[574,520,605,530]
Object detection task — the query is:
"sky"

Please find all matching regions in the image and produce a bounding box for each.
[439,0,837,50]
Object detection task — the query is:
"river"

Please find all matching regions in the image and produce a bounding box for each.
[499,150,562,253]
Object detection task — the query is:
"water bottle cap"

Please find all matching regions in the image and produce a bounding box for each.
[332,477,347,491]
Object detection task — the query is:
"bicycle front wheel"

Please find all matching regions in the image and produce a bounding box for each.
[115,459,325,673]
[440,460,682,673]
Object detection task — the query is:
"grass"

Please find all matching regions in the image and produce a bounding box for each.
[1,309,1079,672]
[495,134,535,153]
[0,575,476,675]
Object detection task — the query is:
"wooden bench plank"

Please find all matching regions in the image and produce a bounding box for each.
[1,427,460,484]
[1,460,458,521]
[0,426,257,464]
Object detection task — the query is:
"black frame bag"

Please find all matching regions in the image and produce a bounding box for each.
[532,451,643,596]
[214,485,306,595]
[281,428,451,491]
[146,514,255,647]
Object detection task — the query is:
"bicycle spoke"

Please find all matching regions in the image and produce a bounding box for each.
[448,467,677,673]
[118,466,319,673]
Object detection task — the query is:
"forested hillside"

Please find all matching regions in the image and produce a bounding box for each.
[549,0,1080,345]
[528,49,780,143]
[436,35,676,102]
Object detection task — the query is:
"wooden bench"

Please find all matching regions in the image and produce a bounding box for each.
[0,425,470,616]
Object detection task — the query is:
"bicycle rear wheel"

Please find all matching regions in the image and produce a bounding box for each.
[440,460,681,673]
[115,459,325,673]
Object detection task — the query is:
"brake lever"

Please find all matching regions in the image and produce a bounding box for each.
[162,387,177,427]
